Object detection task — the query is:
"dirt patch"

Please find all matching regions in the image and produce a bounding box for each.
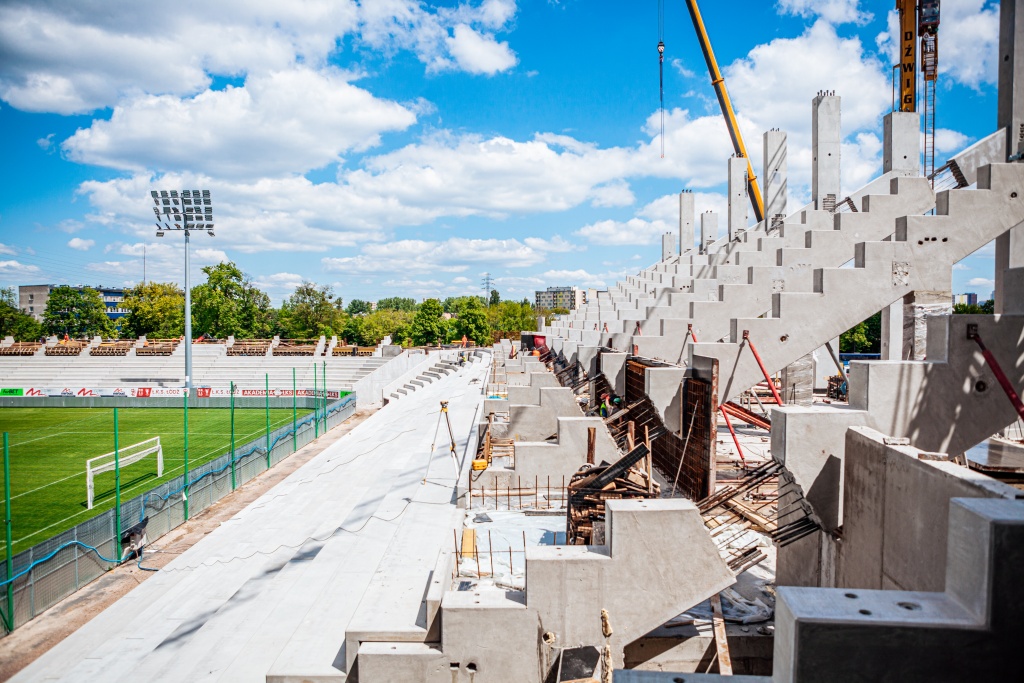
[0,408,376,682]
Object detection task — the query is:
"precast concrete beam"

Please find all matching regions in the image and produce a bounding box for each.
[883,111,920,174]
[811,92,841,211]
[692,164,1024,404]
[728,155,748,240]
[680,190,696,253]
[763,128,787,223]
[700,211,719,252]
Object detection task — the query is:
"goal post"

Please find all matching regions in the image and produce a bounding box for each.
[86,437,164,509]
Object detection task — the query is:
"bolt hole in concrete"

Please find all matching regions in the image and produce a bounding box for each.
[845,593,858,599]
[942,237,948,242]
[780,335,788,342]
[898,601,922,611]
[1012,192,1019,198]
[919,240,924,245]
[543,631,557,644]
[467,663,478,672]
[859,609,872,616]
[976,380,988,393]
[451,663,460,670]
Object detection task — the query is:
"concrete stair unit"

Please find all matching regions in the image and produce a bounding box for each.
[386,359,465,403]
[354,499,735,682]
[770,311,1024,538]
[690,163,1024,403]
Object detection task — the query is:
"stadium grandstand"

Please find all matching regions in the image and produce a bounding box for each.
[0,335,420,401]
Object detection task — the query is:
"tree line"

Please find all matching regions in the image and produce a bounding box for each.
[0,262,542,347]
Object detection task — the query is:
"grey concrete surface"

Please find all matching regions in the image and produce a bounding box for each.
[10,354,490,683]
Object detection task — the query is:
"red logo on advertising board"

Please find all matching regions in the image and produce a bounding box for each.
[196,387,212,398]
[25,388,44,396]
[76,388,97,397]
[136,387,152,398]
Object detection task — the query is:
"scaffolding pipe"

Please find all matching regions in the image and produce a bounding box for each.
[741,330,784,406]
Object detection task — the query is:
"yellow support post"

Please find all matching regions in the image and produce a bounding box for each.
[685,0,765,223]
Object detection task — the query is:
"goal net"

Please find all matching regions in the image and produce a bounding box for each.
[86,436,164,509]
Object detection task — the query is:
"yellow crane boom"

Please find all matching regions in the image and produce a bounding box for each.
[684,0,765,224]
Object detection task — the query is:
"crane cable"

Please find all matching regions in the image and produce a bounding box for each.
[658,0,666,158]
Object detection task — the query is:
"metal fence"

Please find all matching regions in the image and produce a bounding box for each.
[0,394,356,635]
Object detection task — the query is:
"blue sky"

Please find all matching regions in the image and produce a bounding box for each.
[0,0,1005,305]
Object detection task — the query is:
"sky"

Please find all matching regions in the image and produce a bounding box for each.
[0,0,1007,306]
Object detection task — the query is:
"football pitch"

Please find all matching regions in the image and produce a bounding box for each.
[0,406,315,555]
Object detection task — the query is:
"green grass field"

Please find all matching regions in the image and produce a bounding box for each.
[0,406,314,555]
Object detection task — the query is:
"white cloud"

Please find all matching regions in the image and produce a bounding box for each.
[777,0,872,25]
[0,1,518,115]
[952,263,970,271]
[576,192,728,248]
[62,68,416,179]
[322,236,549,275]
[670,58,696,79]
[937,0,1000,88]
[541,268,607,288]
[522,236,580,253]
[934,128,971,154]
[0,243,15,255]
[67,238,95,251]
[451,276,470,284]
[36,133,55,150]
[0,260,41,277]
[588,181,635,208]
[445,24,517,75]
[877,1,999,89]
[253,272,307,300]
[967,277,994,288]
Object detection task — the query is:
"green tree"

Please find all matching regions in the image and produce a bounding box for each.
[539,306,569,325]
[0,287,42,341]
[120,282,184,338]
[359,309,414,345]
[840,311,881,353]
[489,289,500,306]
[346,299,372,316]
[489,300,537,336]
[281,281,342,337]
[191,262,272,338]
[42,286,115,338]
[410,298,446,346]
[452,296,490,345]
[953,300,995,314]
[376,297,417,312]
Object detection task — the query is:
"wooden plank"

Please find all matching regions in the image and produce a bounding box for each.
[710,592,733,675]
[460,528,476,558]
[723,498,777,534]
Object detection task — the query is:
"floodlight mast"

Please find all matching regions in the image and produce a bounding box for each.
[151,189,214,392]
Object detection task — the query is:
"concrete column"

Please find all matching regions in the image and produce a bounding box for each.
[661,231,677,261]
[763,129,787,227]
[995,0,1024,313]
[700,211,718,253]
[902,291,952,361]
[879,302,903,360]
[781,352,814,405]
[679,190,695,253]
[727,155,748,240]
[812,91,841,211]
[883,111,920,174]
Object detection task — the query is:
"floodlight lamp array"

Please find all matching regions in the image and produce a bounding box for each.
[151,189,215,236]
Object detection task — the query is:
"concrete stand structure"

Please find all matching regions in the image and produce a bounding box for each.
[10,4,1024,682]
